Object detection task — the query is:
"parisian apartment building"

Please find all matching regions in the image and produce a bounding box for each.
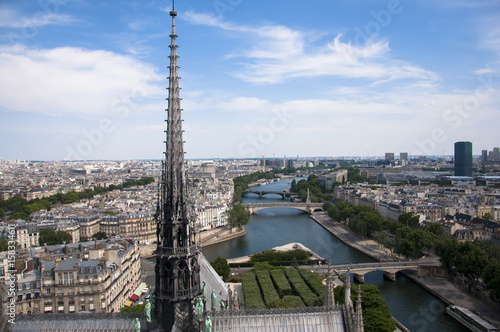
[1,238,140,316]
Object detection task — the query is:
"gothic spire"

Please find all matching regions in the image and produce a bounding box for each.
[356,286,364,332]
[155,3,201,331]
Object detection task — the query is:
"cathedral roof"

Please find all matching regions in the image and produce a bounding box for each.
[211,307,346,332]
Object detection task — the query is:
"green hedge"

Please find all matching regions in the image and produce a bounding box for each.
[299,269,325,298]
[281,295,305,308]
[229,260,310,268]
[241,272,266,310]
[249,249,312,263]
[255,270,280,308]
[284,268,319,307]
[270,269,292,296]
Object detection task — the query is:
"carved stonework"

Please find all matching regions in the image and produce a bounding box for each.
[154,5,201,332]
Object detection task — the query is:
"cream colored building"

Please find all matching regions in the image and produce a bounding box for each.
[9,238,141,316]
[15,221,39,249]
[77,216,101,241]
[100,211,156,244]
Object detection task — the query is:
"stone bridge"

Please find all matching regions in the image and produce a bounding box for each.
[330,261,421,283]
[243,190,295,199]
[242,202,324,215]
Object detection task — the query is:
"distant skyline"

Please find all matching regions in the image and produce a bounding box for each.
[0,0,499,161]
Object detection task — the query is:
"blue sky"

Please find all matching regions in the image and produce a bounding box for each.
[0,0,499,161]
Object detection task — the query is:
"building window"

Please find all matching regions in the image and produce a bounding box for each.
[63,272,68,285]
[80,305,85,311]
[69,273,74,285]
[45,288,51,295]
[58,273,62,285]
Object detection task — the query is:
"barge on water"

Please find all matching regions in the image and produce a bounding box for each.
[446,305,498,332]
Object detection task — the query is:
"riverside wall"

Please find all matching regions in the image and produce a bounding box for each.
[138,225,247,258]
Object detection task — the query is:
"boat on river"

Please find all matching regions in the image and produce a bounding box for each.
[446,305,498,332]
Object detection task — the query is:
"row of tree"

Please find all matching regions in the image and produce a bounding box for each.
[0,177,155,221]
[323,201,441,259]
[435,238,500,304]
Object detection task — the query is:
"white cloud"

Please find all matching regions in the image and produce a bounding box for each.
[184,12,439,85]
[0,45,163,117]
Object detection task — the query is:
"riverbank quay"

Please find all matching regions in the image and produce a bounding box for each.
[311,212,500,328]
[402,269,500,328]
[200,225,247,246]
[311,212,398,262]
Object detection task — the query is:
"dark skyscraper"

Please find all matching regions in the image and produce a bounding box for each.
[482,149,488,163]
[155,5,201,331]
[454,141,473,177]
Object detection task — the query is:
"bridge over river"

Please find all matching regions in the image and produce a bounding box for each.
[311,261,427,283]
[243,189,297,199]
[242,202,324,214]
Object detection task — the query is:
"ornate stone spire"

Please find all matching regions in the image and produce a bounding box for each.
[324,259,335,307]
[355,286,364,332]
[345,269,351,305]
[155,3,201,331]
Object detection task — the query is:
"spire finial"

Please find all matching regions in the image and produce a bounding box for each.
[170,0,177,17]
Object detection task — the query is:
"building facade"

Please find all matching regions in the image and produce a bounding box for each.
[100,211,155,244]
[8,238,140,316]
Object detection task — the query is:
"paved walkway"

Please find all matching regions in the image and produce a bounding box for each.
[311,212,400,261]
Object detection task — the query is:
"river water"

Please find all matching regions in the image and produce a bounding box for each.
[202,177,467,332]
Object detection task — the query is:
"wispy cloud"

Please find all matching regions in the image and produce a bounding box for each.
[0,6,77,28]
[184,11,439,85]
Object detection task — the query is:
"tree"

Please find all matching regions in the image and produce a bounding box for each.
[210,256,230,280]
[426,223,444,237]
[334,284,395,332]
[95,231,108,240]
[398,213,420,229]
[39,228,73,245]
[0,239,8,252]
[483,261,500,305]
[0,207,5,219]
[9,211,29,220]
[226,204,249,228]
[483,213,493,221]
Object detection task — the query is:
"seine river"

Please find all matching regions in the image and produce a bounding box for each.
[202,177,467,332]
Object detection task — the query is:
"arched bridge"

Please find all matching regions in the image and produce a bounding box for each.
[321,261,423,283]
[243,190,295,199]
[242,202,324,214]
